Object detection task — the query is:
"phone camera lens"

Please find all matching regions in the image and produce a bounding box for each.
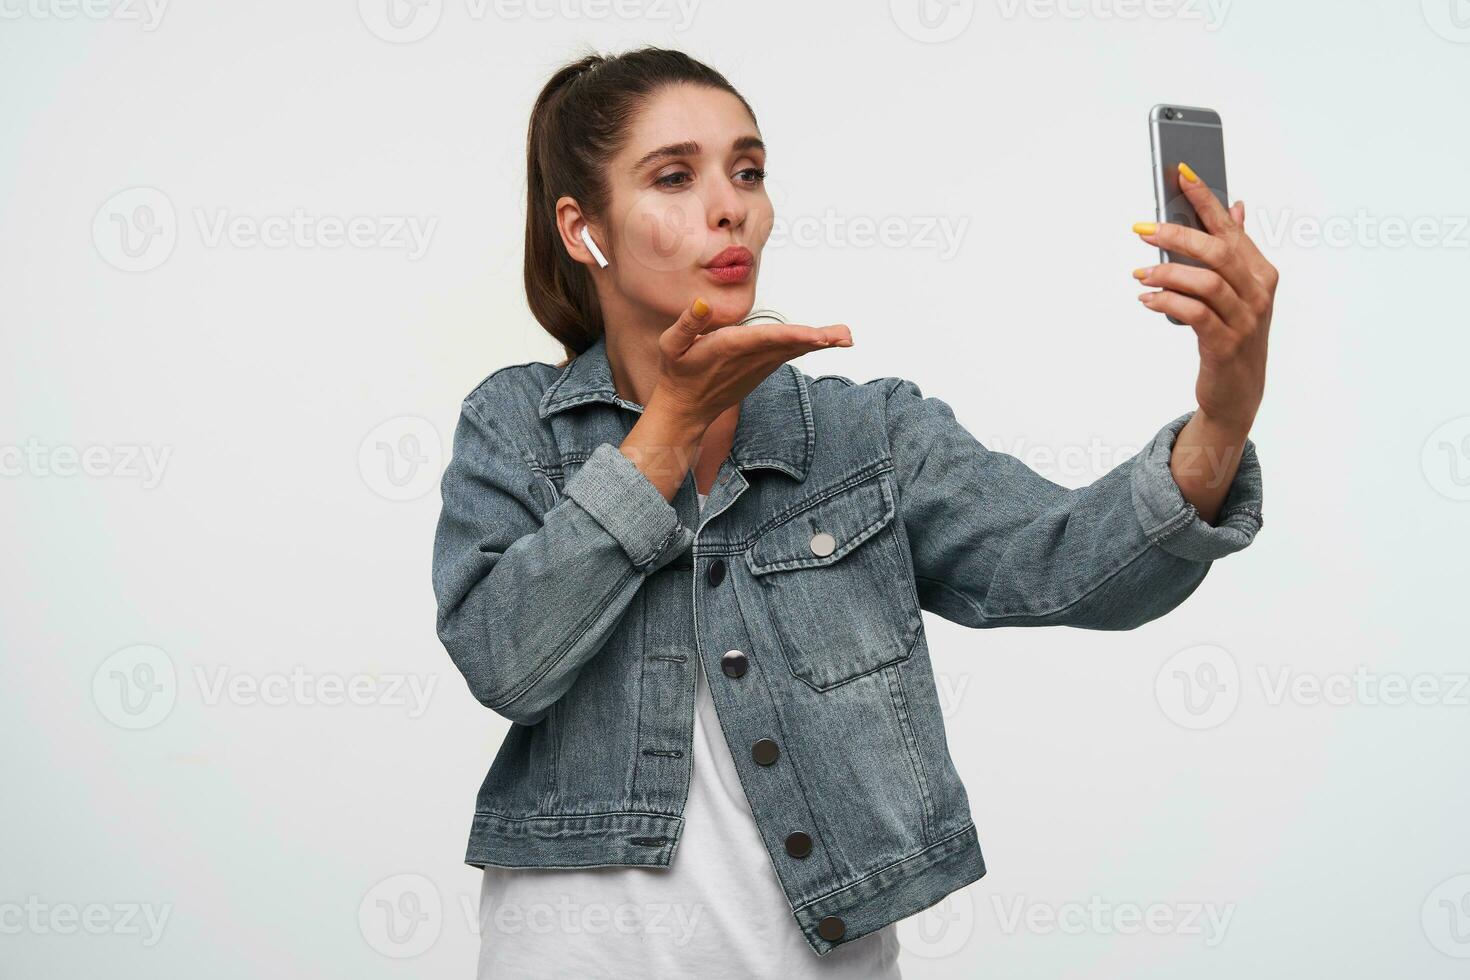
[1163,108,1176,120]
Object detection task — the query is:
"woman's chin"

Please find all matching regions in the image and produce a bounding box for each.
[704,285,756,325]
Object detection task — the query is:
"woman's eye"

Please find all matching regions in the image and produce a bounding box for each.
[737,167,767,185]
[655,171,691,189]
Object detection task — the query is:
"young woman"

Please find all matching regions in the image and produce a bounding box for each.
[432,46,1273,978]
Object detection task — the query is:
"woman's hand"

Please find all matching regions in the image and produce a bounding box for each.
[656,297,852,428]
[1131,162,1278,523]
[623,297,852,501]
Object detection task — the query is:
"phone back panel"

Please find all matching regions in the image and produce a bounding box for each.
[1149,105,1228,269]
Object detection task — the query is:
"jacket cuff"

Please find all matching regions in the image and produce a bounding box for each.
[563,442,694,572]
[1130,411,1264,562]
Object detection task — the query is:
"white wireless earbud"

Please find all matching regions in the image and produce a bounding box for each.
[580,225,609,269]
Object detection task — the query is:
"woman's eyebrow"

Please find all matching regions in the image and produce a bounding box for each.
[631,135,765,173]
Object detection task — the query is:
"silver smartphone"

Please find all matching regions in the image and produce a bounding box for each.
[1148,104,1228,323]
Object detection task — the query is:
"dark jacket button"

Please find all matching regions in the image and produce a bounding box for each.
[751,738,779,766]
[784,831,812,858]
[706,558,726,587]
[817,915,845,941]
[720,650,749,678]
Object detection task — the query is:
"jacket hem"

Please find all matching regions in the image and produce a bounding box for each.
[792,821,987,956]
[464,810,684,870]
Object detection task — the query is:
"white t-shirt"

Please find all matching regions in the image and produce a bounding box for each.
[474,491,901,979]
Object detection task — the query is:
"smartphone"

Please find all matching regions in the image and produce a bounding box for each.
[1148,104,1228,324]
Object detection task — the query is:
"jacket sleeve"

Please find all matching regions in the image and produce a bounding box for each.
[882,378,1264,630]
[432,399,694,725]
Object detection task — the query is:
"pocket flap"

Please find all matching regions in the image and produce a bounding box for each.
[746,474,896,575]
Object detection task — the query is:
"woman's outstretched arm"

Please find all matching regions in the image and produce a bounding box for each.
[1134,160,1278,524]
[883,380,1263,632]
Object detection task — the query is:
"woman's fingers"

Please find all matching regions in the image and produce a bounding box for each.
[1133,262,1248,328]
[1174,161,1235,236]
[1137,288,1234,351]
[1133,219,1266,308]
[663,296,716,357]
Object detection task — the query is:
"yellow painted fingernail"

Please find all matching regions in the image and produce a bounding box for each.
[692,297,710,318]
[1132,222,1157,235]
[1132,267,1151,280]
[1178,161,1199,184]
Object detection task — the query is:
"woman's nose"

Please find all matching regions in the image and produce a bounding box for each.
[704,181,746,230]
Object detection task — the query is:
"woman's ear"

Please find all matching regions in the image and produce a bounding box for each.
[555,196,608,269]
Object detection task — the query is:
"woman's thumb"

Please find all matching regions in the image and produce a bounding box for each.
[666,296,713,354]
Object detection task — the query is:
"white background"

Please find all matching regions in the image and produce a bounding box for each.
[3,1,1468,976]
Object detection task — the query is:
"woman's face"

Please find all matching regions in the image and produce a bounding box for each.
[584,83,772,330]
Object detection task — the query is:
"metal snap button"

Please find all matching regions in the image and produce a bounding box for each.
[751,738,780,766]
[720,650,749,679]
[784,831,813,858]
[706,558,726,587]
[817,915,845,941]
[809,531,836,558]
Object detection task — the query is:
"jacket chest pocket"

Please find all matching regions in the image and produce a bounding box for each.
[743,472,921,692]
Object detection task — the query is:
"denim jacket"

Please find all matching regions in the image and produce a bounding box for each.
[431,333,1264,956]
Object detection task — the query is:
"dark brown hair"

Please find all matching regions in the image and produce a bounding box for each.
[523,46,757,365]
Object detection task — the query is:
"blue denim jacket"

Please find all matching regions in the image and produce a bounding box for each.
[431,333,1264,956]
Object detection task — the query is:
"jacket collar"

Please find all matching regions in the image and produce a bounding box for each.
[538,333,813,481]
